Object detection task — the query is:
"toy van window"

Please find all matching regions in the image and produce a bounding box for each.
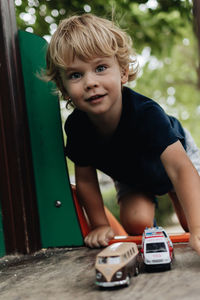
[97,256,121,264]
[146,242,167,253]
[98,257,107,264]
[124,254,128,259]
[107,256,121,264]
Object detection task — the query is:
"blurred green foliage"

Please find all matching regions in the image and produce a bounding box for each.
[15,0,193,56]
[15,0,200,145]
[15,0,200,226]
[155,195,174,226]
[101,186,120,221]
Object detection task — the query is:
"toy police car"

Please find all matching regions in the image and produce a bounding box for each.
[141,227,174,271]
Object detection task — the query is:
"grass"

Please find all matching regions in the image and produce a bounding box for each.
[101,185,120,221]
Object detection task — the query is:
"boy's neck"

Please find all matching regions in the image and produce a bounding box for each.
[88,98,122,138]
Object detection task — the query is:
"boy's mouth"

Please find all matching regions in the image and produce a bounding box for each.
[86,94,107,102]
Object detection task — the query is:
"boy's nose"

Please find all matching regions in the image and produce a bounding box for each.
[84,73,98,90]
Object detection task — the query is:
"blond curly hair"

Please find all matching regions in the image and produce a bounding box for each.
[45,14,138,98]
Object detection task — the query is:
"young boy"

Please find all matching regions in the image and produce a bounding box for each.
[45,14,200,254]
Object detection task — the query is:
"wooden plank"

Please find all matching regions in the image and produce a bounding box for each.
[0,245,199,299]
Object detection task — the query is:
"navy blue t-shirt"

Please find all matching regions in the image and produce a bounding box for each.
[65,87,186,195]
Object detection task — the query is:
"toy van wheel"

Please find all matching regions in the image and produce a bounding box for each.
[125,276,130,287]
[135,266,139,276]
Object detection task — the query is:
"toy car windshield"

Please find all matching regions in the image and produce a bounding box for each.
[146,242,167,253]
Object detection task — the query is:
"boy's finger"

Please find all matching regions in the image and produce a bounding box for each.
[106,229,115,240]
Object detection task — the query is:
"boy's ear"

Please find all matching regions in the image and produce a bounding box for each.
[121,66,129,84]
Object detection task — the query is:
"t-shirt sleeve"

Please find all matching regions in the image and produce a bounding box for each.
[64,114,91,166]
[138,102,185,156]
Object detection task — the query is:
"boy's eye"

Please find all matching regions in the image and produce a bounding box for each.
[69,72,82,79]
[96,65,107,73]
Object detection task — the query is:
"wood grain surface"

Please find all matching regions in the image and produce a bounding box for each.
[0,244,199,300]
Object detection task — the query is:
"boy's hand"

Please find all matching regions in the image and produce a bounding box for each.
[84,225,115,248]
[189,231,200,255]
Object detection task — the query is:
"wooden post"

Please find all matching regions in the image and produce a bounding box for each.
[0,0,41,253]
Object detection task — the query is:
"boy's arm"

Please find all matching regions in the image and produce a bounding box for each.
[161,140,200,255]
[75,165,114,248]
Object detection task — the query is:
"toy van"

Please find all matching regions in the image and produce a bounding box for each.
[141,227,174,271]
[95,242,139,288]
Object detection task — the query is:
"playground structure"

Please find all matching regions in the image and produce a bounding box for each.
[0,1,191,258]
[0,0,127,256]
[1,3,200,299]
[0,0,84,256]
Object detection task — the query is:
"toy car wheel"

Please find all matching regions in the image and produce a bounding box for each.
[166,263,171,271]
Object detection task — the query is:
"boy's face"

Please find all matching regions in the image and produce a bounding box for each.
[60,55,128,117]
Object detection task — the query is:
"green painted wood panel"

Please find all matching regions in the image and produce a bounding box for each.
[18,30,83,247]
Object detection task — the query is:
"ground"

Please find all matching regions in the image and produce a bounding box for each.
[0,241,199,300]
